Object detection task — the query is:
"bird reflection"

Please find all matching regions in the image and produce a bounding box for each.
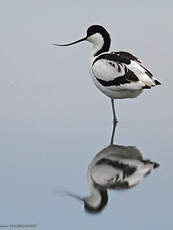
[63,123,159,214]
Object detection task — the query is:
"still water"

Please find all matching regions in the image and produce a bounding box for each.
[0,1,172,229]
[60,123,159,214]
[0,114,172,229]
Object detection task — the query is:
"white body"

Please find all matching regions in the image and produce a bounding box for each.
[91,72,143,99]
[84,144,159,211]
[87,33,159,99]
[88,144,157,189]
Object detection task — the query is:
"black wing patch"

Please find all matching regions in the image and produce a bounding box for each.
[96,158,136,177]
[96,69,139,87]
[154,79,161,85]
[93,52,131,65]
[116,51,141,64]
[93,51,141,66]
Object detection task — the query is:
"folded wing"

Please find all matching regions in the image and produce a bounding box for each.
[92,51,161,91]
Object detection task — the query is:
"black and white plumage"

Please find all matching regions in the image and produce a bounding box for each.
[59,123,159,214]
[63,144,159,214]
[84,144,159,213]
[53,25,161,122]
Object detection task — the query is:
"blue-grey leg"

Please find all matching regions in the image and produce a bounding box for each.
[110,121,118,144]
[111,99,118,124]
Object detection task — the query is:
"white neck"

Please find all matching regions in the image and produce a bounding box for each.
[85,171,102,208]
[85,183,102,209]
[87,33,104,63]
[90,43,103,57]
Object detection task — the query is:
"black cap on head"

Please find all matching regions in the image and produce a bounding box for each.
[87,25,109,37]
[86,25,111,56]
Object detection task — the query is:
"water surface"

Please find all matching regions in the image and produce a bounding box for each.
[0,0,172,229]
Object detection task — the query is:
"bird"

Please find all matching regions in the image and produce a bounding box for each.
[53,25,161,123]
[61,143,159,214]
[58,121,159,214]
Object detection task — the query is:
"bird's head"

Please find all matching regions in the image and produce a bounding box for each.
[52,25,111,56]
[59,189,108,214]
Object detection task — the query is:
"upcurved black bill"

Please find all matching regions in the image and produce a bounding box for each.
[61,191,84,202]
[52,37,87,47]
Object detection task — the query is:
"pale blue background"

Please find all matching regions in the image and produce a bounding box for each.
[0,0,172,229]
